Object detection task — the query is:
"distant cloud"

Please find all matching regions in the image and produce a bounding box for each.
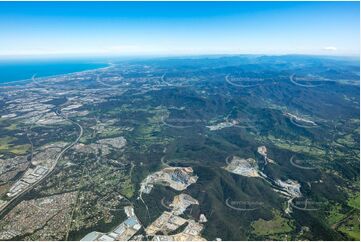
[323,46,337,51]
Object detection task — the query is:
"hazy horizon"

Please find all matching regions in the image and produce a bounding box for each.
[0,1,359,57]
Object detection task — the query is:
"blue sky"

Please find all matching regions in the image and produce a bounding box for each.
[0,1,359,57]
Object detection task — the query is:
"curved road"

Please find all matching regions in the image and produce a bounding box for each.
[0,109,83,216]
[54,109,83,164]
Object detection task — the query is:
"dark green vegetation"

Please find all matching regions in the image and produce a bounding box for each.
[0,55,359,240]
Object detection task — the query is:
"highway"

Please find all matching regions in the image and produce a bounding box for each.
[54,109,83,165]
[0,109,83,216]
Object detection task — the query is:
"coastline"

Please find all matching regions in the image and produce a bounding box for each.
[0,62,111,86]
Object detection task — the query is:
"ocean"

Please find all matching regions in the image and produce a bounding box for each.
[0,59,108,85]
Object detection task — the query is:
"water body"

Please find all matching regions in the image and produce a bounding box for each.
[0,59,108,85]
